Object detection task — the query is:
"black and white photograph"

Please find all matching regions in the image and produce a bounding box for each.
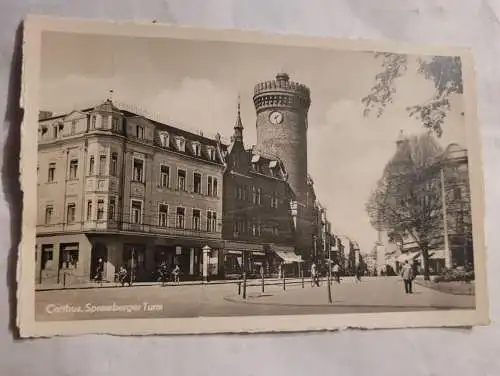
[18,16,488,337]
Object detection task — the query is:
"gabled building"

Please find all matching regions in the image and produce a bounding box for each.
[36,99,225,286]
[221,100,301,278]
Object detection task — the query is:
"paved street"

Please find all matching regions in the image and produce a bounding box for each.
[35,276,475,321]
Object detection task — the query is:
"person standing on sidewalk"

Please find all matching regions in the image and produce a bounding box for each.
[400,261,414,294]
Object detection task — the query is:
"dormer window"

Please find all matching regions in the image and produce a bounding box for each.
[159,132,170,148]
[192,142,201,157]
[176,137,186,152]
[208,147,216,161]
[135,125,144,139]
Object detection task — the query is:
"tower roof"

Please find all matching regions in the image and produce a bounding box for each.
[232,95,244,143]
[234,95,243,130]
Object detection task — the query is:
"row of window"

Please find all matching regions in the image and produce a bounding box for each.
[154,163,218,196]
[235,184,279,208]
[45,156,219,197]
[44,200,218,232]
[232,217,280,237]
[42,115,219,164]
[130,200,218,231]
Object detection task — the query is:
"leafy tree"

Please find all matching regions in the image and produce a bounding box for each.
[366,133,445,280]
[362,53,463,137]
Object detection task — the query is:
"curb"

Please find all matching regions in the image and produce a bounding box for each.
[414,280,475,296]
[222,295,471,311]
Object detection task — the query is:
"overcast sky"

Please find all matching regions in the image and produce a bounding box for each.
[40,31,466,254]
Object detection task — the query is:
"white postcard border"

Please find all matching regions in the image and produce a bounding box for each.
[17,14,489,337]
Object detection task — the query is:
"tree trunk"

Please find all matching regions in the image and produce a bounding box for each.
[421,247,430,281]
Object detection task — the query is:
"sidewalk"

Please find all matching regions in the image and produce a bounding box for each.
[223,276,475,310]
[35,276,306,291]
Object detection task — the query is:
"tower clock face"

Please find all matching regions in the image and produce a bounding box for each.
[269,111,283,124]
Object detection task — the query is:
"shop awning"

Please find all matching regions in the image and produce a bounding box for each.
[271,245,303,264]
[275,251,303,264]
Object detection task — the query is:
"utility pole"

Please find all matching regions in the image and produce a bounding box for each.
[440,167,452,269]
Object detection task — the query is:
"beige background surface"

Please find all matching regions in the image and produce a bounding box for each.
[2,0,500,374]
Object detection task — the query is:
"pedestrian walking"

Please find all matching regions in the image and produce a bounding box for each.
[94,258,104,284]
[118,265,130,287]
[355,267,362,283]
[400,261,414,294]
[332,262,341,283]
[310,262,320,287]
[172,264,180,284]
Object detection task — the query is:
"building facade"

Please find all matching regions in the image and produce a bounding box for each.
[36,99,225,286]
[221,100,302,278]
[385,134,473,275]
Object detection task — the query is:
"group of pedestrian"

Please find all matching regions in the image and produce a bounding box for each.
[158,261,181,285]
[310,261,344,287]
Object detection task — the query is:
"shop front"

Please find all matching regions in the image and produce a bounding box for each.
[269,244,303,278]
[222,241,267,279]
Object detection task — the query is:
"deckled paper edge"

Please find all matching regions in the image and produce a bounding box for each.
[16,14,490,338]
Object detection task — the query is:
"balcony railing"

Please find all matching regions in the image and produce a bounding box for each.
[37,219,222,240]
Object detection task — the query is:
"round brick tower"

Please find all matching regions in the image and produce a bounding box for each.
[253,73,311,202]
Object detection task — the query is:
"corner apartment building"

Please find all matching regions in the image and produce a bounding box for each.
[36,99,225,286]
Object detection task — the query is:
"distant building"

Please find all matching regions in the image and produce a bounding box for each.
[388,133,473,274]
[36,99,225,286]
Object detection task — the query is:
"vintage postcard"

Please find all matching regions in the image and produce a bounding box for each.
[18,15,489,337]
